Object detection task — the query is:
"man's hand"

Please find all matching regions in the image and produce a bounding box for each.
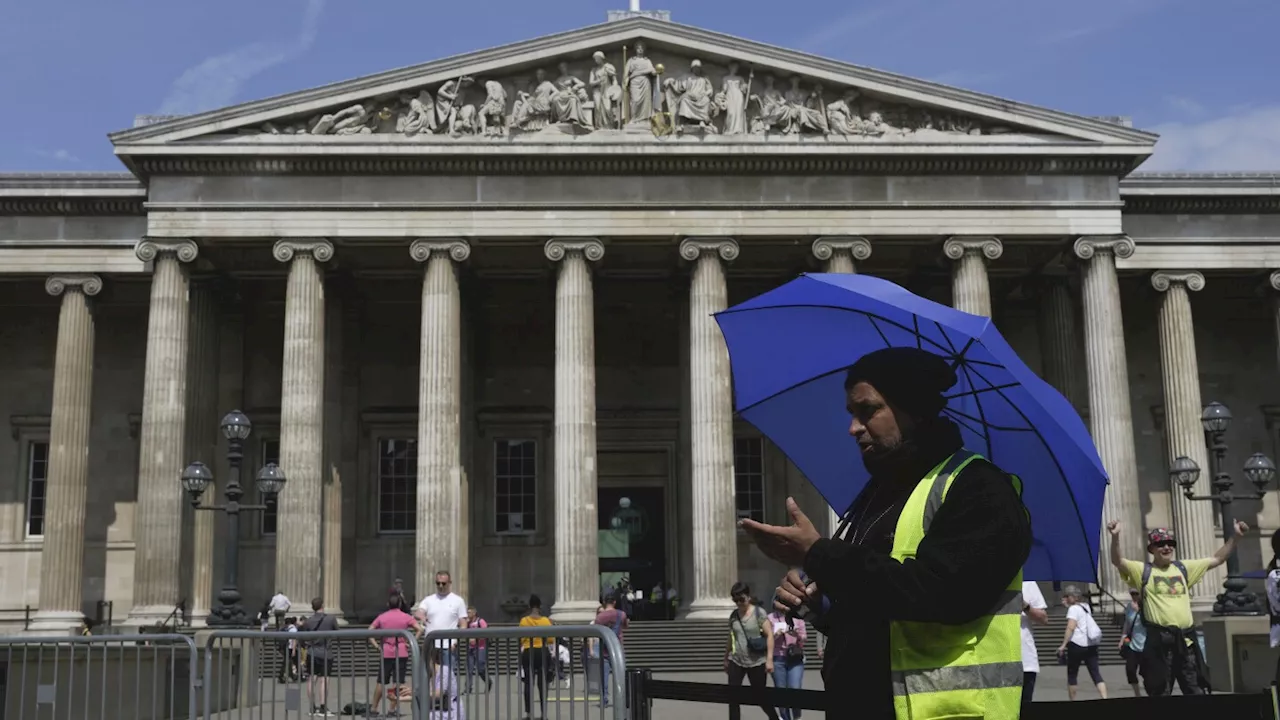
[740,497,822,567]
[1107,520,1120,537]
[1235,520,1250,537]
[773,570,815,616]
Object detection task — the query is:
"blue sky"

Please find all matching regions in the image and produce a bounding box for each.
[0,0,1274,172]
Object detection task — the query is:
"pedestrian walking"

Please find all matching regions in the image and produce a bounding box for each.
[1267,529,1280,689]
[300,597,339,716]
[1055,585,1107,701]
[1120,589,1147,697]
[594,593,628,707]
[518,594,553,720]
[1020,580,1048,710]
[419,571,468,670]
[724,583,779,720]
[767,603,806,720]
[463,607,492,694]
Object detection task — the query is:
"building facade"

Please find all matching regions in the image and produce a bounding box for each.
[3,16,1280,631]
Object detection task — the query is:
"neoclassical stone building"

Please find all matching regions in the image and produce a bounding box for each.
[3,14,1279,631]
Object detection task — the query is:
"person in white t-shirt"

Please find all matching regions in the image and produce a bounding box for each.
[1055,585,1108,701]
[418,570,468,670]
[269,591,291,629]
[1019,581,1048,711]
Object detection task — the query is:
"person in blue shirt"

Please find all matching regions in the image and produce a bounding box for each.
[1120,589,1147,697]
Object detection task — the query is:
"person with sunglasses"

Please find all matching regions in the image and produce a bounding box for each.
[1108,519,1245,696]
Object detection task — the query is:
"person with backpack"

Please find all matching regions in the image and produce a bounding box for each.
[593,593,629,708]
[724,583,779,720]
[1055,585,1108,700]
[1109,519,1245,696]
[1267,529,1280,690]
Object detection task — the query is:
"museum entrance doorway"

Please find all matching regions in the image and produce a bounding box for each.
[597,448,673,620]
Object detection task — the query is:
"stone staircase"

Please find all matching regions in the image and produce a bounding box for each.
[255,613,1127,678]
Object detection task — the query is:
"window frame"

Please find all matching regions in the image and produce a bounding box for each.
[373,434,418,537]
[257,435,281,538]
[493,437,540,536]
[21,435,51,540]
[732,434,767,526]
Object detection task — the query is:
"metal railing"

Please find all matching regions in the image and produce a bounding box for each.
[425,624,628,720]
[0,632,198,719]
[204,628,426,719]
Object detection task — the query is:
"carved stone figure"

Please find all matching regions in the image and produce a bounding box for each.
[624,41,658,123]
[749,76,788,134]
[589,51,621,129]
[552,62,591,128]
[397,89,437,135]
[716,62,750,135]
[825,90,883,137]
[783,78,828,134]
[435,77,477,136]
[662,59,717,133]
[521,68,557,130]
[311,103,376,135]
[479,81,508,136]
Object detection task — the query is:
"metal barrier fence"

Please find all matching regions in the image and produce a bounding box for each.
[204,628,424,720]
[624,668,1278,720]
[0,633,198,720]
[424,624,627,720]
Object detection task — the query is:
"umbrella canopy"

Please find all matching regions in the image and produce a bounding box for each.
[714,272,1108,582]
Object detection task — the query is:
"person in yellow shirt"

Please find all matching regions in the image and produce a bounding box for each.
[1108,519,1246,697]
[518,594,554,719]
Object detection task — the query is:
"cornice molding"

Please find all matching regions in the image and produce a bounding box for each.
[1150,270,1205,293]
[409,239,471,263]
[811,236,872,262]
[1123,195,1280,214]
[544,238,605,263]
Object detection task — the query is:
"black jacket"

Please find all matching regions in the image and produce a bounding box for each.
[804,420,1031,718]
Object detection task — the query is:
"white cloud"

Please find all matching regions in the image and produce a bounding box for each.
[1142,105,1280,172]
[1164,95,1205,116]
[158,0,324,115]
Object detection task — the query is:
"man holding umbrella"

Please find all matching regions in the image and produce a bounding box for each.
[742,347,1032,720]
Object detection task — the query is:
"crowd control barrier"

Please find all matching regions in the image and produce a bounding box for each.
[0,633,199,720]
[425,624,627,720]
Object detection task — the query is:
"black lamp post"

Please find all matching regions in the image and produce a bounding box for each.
[1170,401,1277,615]
[181,410,287,627]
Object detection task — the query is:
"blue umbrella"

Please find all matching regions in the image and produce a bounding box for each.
[714,272,1108,582]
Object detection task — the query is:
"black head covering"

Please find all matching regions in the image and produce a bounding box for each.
[844,347,957,419]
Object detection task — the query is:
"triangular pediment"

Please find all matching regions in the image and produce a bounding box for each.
[111,17,1156,151]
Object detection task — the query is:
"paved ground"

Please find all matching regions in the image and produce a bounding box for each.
[206,664,1137,719]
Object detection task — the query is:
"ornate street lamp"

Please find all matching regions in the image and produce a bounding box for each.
[181,410,287,626]
[1170,401,1277,615]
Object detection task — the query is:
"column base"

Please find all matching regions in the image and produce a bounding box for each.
[550,599,601,623]
[26,610,85,634]
[681,598,738,620]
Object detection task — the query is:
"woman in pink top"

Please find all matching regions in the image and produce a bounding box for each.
[368,595,421,718]
[767,604,808,720]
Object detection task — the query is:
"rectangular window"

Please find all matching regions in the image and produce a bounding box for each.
[378,438,417,534]
[25,441,50,538]
[494,439,537,534]
[733,437,765,524]
[260,438,280,536]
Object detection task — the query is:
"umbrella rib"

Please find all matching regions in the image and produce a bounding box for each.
[866,314,893,347]
[954,358,996,459]
[944,383,1023,400]
[956,359,1098,579]
[941,408,989,437]
[717,303,958,356]
[942,407,1033,433]
[931,322,996,458]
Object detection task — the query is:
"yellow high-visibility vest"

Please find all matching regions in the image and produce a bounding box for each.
[888,450,1026,720]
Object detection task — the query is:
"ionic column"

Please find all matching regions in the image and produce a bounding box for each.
[184,281,220,627]
[545,239,605,621]
[127,239,199,626]
[1152,271,1220,606]
[409,239,469,600]
[29,275,102,633]
[1269,271,1280,372]
[1073,236,1142,601]
[273,239,333,610]
[1036,278,1086,410]
[680,238,740,619]
[943,237,1003,317]
[321,284,346,622]
[812,237,872,537]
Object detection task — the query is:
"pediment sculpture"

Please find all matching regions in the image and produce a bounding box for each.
[248,42,996,141]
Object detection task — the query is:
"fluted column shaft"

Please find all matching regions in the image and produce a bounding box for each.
[546,239,605,621]
[30,275,102,632]
[812,237,872,537]
[681,238,740,619]
[944,237,1003,317]
[273,239,333,609]
[321,286,346,621]
[1073,237,1142,602]
[410,239,468,600]
[1270,271,1280,373]
[128,240,199,625]
[1037,279,1086,411]
[1153,271,1220,604]
[184,281,220,627]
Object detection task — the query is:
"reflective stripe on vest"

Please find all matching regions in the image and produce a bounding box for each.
[888,450,1026,720]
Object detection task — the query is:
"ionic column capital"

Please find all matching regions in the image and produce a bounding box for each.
[1151,271,1206,293]
[943,236,1002,262]
[1269,270,1280,292]
[545,238,605,263]
[812,236,872,262]
[410,239,471,263]
[45,274,103,297]
[679,237,739,263]
[1073,235,1136,261]
[135,239,199,264]
[273,239,334,263]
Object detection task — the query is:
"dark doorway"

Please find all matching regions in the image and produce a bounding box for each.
[598,486,667,618]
